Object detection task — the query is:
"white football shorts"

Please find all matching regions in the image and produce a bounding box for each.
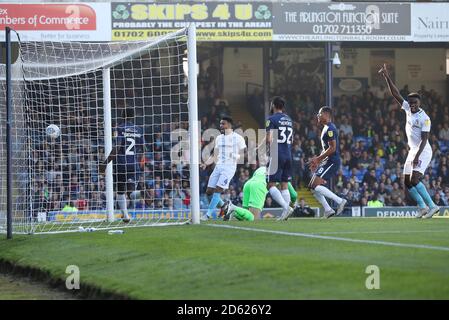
[207,164,236,190]
[403,145,432,175]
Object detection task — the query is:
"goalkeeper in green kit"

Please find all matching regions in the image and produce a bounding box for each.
[222,166,297,221]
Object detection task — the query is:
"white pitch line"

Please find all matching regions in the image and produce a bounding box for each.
[313,230,449,235]
[206,224,449,252]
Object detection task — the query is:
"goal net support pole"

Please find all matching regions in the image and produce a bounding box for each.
[102,67,115,223]
[187,24,200,225]
[5,27,13,239]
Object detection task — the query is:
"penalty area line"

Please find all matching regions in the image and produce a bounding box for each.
[205,224,449,252]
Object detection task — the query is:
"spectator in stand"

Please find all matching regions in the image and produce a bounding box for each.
[439,123,449,142]
[367,193,384,207]
[264,196,275,208]
[292,198,315,217]
[440,165,449,185]
[374,84,388,100]
[360,196,368,207]
[339,116,353,137]
[62,200,78,212]
[305,139,320,159]
[335,169,348,190]
[135,198,149,210]
[433,192,445,207]
[170,181,186,209]
[443,188,449,205]
[90,192,105,210]
[230,189,242,207]
[292,141,305,188]
[389,182,404,206]
[358,151,371,170]
[350,141,363,169]
[362,168,377,189]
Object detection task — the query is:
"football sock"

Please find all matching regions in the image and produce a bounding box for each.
[281,189,291,207]
[415,182,436,209]
[269,186,289,210]
[315,185,343,204]
[408,186,427,209]
[312,190,332,212]
[207,192,223,217]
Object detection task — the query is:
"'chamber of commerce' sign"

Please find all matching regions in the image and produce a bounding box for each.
[111,2,273,41]
[0,3,111,41]
[273,2,411,42]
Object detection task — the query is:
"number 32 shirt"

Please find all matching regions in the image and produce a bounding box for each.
[266,112,293,159]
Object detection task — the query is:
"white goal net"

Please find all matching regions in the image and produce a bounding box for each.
[0,26,200,234]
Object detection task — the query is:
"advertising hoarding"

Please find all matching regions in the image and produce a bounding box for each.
[273,2,412,42]
[0,3,111,41]
[111,2,273,41]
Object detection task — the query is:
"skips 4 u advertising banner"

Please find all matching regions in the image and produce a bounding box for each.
[111,2,273,41]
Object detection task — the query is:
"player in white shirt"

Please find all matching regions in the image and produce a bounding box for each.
[200,116,246,220]
[379,63,439,218]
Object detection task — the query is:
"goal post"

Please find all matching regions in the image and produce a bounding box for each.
[5,26,13,239]
[102,67,114,223]
[187,25,200,225]
[0,25,200,235]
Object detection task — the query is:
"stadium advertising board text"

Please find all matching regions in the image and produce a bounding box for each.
[47,210,192,222]
[0,3,111,41]
[111,2,273,41]
[273,2,411,42]
[412,3,449,42]
[1,2,449,42]
[363,206,449,218]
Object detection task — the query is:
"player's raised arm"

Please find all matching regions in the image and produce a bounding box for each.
[379,63,404,106]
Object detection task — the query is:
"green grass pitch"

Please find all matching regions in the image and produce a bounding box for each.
[0,218,448,299]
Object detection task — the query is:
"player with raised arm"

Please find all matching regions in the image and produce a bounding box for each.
[200,116,246,220]
[266,96,294,221]
[308,107,347,219]
[379,63,439,218]
[100,108,145,223]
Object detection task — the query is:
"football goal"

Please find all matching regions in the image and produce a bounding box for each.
[0,25,200,235]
